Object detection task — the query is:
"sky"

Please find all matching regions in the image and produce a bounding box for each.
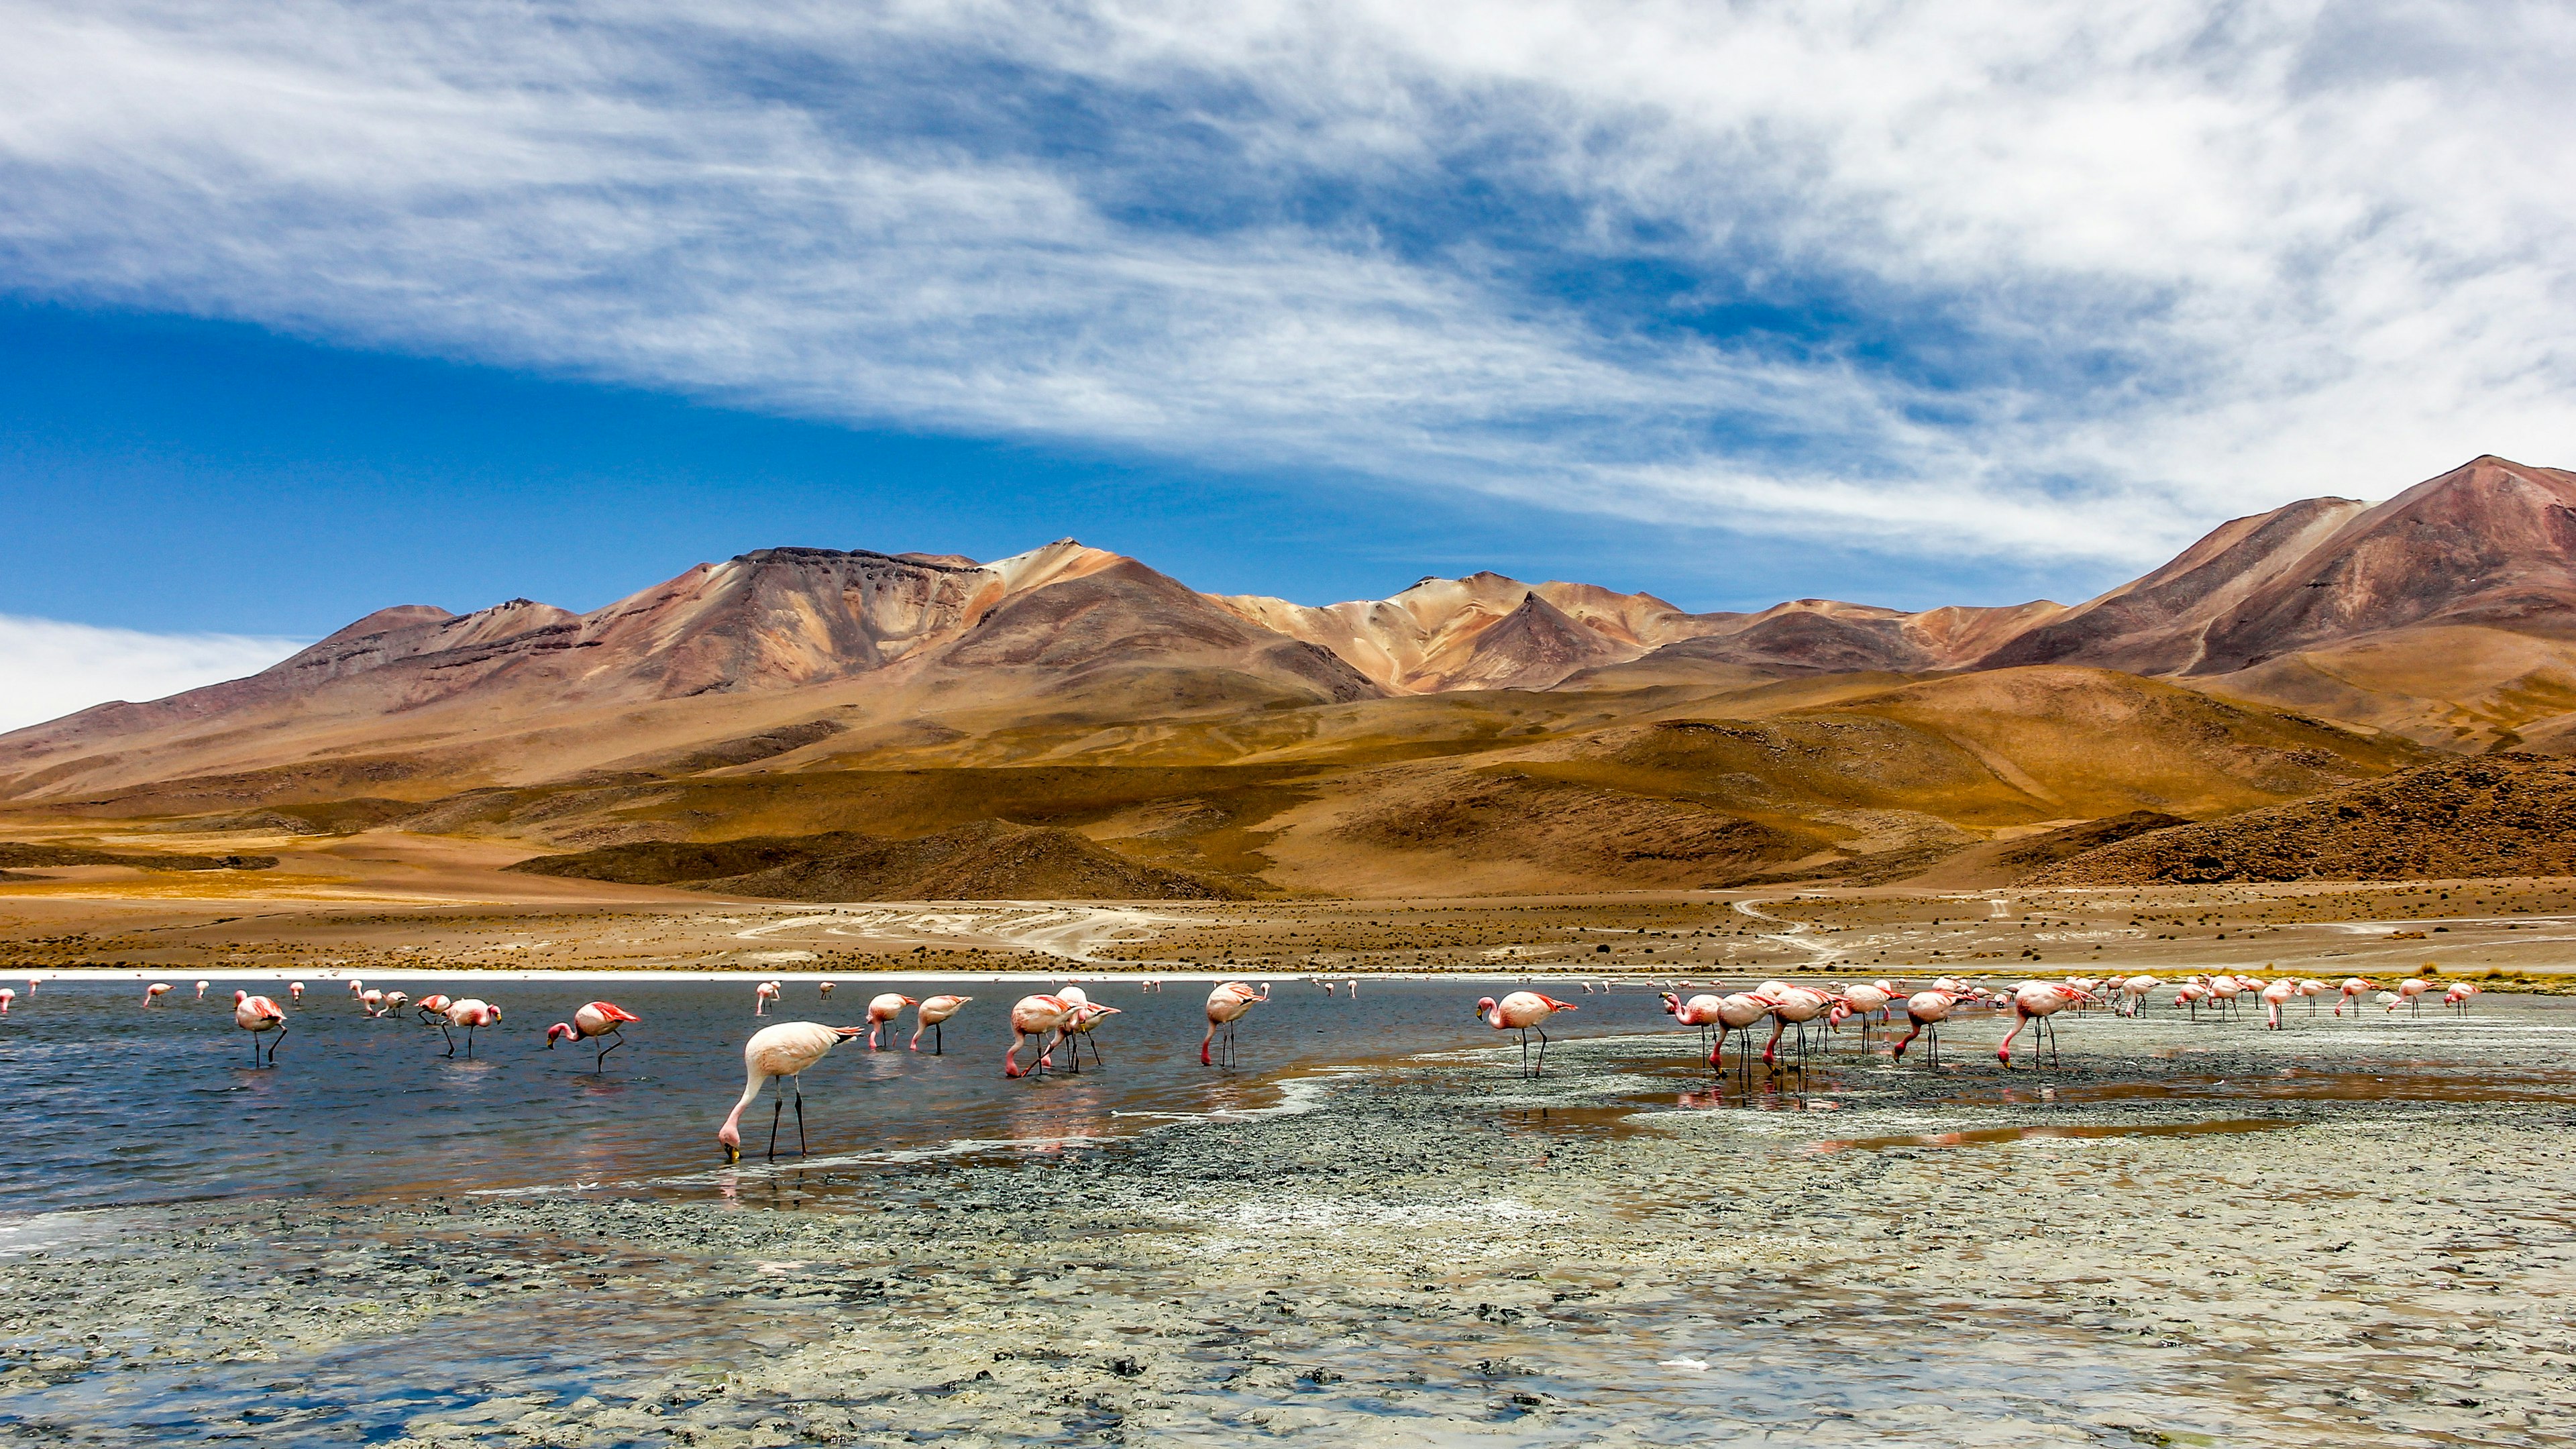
[2,1,2572,729]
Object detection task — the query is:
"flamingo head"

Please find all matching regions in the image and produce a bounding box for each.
[546,1023,574,1046]
[233,989,247,1004]
[719,1122,742,1163]
[1474,996,1498,1018]
[1659,991,1682,1015]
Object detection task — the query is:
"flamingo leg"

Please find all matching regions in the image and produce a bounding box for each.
[766,1085,784,1161]
[793,1078,808,1158]
[934,1022,943,1056]
[596,1032,623,1071]
[441,1022,456,1057]
[1087,1035,1108,1066]
[268,1026,286,1065]
[1536,1024,1550,1075]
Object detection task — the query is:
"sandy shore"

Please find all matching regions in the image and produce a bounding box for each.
[6,1011,2574,1446]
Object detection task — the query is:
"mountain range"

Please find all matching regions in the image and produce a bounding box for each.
[7,455,2574,897]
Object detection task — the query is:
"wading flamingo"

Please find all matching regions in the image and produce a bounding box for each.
[910,994,970,1053]
[2000,981,2096,1065]
[347,979,365,1006]
[1201,981,1269,1068]
[817,981,836,998]
[2260,978,2299,1030]
[1061,1002,1124,1070]
[2120,975,2157,1018]
[2334,978,2376,1017]
[2392,978,2438,1016]
[233,990,286,1065]
[144,982,172,1006]
[382,991,411,1014]
[360,988,386,1018]
[1892,989,1967,1066]
[1762,985,1834,1071]
[2444,981,2483,1016]
[754,981,782,1016]
[1477,991,1578,1076]
[1661,991,1726,1057]
[2173,982,2212,1021]
[1708,992,1774,1081]
[440,998,501,1057]
[288,981,303,1000]
[1831,983,1893,1044]
[2297,978,2328,1015]
[719,1022,863,1163]
[1004,994,1079,1078]
[0,987,13,1015]
[546,1001,640,1070]
[195,979,211,1001]
[415,993,453,1023]
[865,993,916,1051]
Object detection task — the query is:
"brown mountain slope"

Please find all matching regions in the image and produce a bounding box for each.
[2028,754,2576,884]
[509,819,1248,901]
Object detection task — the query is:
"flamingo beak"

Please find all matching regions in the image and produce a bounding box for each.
[724,1142,741,1165]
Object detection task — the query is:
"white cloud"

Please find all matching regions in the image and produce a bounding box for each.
[0,1,2568,569]
[0,616,305,733]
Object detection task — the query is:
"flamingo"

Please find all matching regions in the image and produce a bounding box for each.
[1061,1002,1124,1069]
[288,981,303,1000]
[2259,978,2300,1030]
[360,988,386,1018]
[753,981,782,1016]
[1004,994,1079,1078]
[865,993,916,1051]
[546,1001,641,1069]
[144,982,172,1006]
[718,1022,863,1163]
[1762,986,1833,1071]
[2297,978,2328,1015]
[817,980,836,998]
[1708,992,1774,1081]
[2173,982,2212,1021]
[0,987,13,1016]
[415,993,453,1023]
[440,998,501,1057]
[1661,991,1726,1057]
[382,990,411,1014]
[2000,981,2096,1065]
[233,990,287,1065]
[347,979,365,1005]
[1892,989,1966,1065]
[2444,982,2483,1016]
[1477,991,1578,1076]
[2334,978,2375,1016]
[2120,975,2157,1018]
[195,979,211,1001]
[1832,983,1893,1043]
[910,994,971,1053]
[2392,979,2438,1016]
[1201,981,1269,1068]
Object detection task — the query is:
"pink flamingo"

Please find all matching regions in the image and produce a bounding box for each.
[1892,989,1966,1065]
[440,998,500,1057]
[2392,978,2438,1016]
[2260,978,2299,1030]
[195,979,211,1001]
[347,979,365,1006]
[1707,992,1774,1081]
[1477,991,1578,1076]
[233,990,287,1065]
[2444,982,2482,1016]
[910,994,971,1053]
[1004,994,1079,1078]
[0,987,13,1016]
[2333,977,2376,1016]
[865,993,916,1051]
[1831,982,1893,1043]
[1201,981,1269,1068]
[360,988,386,1018]
[1661,991,1726,1057]
[288,981,303,1000]
[2000,981,2096,1065]
[2118,975,2157,1017]
[718,1022,863,1163]
[753,981,782,1016]
[381,990,411,1014]
[1762,986,1833,1071]
[2173,982,2212,1021]
[546,1001,641,1069]
[1061,1002,1124,1069]
[415,992,453,1023]
[817,980,836,998]
[144,982,172,1006]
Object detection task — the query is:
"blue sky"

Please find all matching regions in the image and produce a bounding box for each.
[2,1,2571,725]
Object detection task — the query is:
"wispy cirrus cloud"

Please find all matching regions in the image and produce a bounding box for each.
[0,616,304,733]
[1,1,2569,570]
